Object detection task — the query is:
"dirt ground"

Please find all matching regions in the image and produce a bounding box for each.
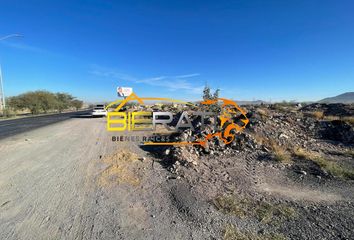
[0,117,353,239]
[0,117,211,239]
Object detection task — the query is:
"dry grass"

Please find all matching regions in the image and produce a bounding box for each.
[342,116,354,125]
[311,111,324,119]
[293,147,354,180]
[213,195,297,224]
[344,149,354,158]
[98,150,141,187]
[213,195,249,218]
[269,140,292,163]
[256,108,269,116]
[271,102,297,113]
[223,224,286,240]
[292,147,315,159]
[252,133,268,145]
[251,133,291,163]
[255,108,271,121]
[321,115,354,126]
[323,115,340,121]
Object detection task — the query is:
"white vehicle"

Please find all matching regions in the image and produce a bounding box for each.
[92,105,107,117]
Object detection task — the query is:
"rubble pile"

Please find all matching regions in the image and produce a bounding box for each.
[318,120,354,144]
[299,103,354,143]
[152,103,354,176]
[300,103,354,117]
[162,117,245,174]
[240,104,354,149]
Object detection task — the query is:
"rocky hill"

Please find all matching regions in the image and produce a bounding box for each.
[319,92,354,103]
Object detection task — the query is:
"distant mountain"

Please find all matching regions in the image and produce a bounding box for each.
[319,92,354,104]
[236,100,268,105]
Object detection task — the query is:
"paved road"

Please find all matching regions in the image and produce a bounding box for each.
[0,110,91,140]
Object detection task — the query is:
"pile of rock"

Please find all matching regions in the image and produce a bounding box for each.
[159,114,255,174]
[148,103,353,176]
[300,103,354,117]
[318,120,354,144]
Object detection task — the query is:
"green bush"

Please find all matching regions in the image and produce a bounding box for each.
[7,90,83,114]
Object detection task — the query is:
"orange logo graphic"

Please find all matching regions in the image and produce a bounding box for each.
[106,93,249,147]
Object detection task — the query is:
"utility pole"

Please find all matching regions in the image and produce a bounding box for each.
[0,65,5,111]
[0,34,23,113]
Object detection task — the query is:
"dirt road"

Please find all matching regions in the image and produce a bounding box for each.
[0,117,212,240]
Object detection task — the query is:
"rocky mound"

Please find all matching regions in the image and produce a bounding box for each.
[300,103,354,117]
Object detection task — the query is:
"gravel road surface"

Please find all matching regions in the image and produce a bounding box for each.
[0,117,210,240]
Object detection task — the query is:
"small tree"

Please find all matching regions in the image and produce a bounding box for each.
[203,85,220,100]
[213,89,220,100]
[21,92,41,114]
[71,99,83,111]
[7,91,83,115]
[1,106,15,117]
[203,85,212,100]
[56,93,74,112]
[13,91,58,114]
[7,96,25,112]
[201,85,221,113]
[37,91,57,113]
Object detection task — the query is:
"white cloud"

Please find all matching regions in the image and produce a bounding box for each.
[175,73,200,78]
[90,65,203,95]
[0,41,47,54]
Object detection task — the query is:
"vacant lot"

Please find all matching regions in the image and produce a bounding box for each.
[0,113,353,239]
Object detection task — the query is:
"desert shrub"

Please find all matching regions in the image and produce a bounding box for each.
[268,140,291,163]
[293,147,354,180]
[214,195,296,225]
[342,116,354,125]
[323,115,340,121]
[1,106,16,117]
[312,111,324,119]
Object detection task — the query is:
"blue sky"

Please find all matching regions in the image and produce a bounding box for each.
[0,0,353,102]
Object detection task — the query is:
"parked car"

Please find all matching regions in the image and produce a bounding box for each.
[92,105,107,117]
